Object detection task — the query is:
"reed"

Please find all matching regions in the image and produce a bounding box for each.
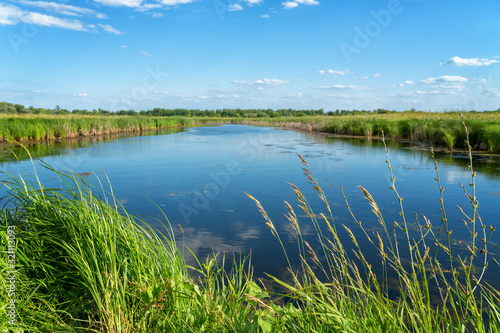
[0,158,260,332]
[197,113,500,152]
[0,115,193,142]
[3,112,500,152]
[245,115,500,332]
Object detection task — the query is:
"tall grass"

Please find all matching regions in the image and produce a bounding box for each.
[199,112,500,153]
[3,112,500,152]
[0,115,194,142]
[0,159,262,332]
[245,115,500,332]
[1,116,499,332]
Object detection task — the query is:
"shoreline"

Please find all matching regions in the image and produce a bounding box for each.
[2,114,500,155]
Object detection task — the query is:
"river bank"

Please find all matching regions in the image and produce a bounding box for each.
[2,112,500,153]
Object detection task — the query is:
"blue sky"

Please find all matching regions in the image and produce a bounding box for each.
[1,0,500,112]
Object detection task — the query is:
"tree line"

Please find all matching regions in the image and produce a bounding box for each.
[2,101,499,117]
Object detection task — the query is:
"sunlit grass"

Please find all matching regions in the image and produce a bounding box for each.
[3,111,500,152]
[0,115,193,142]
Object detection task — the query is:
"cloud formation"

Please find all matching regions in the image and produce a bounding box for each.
[98,23,122,34]
[242,0,263,5]
[0,4,88,31]
[93,0,144,7]
[314,85,370,90]
[440,56,499,66]
[420,76,468,84]
[228,4,243,11]
[232,78,290,87]
[393,80,414,87]
[14,0,107,18]
[319,69,350,76]
[283,0,319,9]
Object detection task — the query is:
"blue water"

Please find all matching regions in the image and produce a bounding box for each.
[1,124,499,287]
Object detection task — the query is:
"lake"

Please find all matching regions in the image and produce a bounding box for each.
[1,124,500,288]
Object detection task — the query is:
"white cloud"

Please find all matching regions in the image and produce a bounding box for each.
[287,93,303,97]
[242,0,263,5]
[135,3,163,11]
[282,1,299,9]
[232,78,290,87]
[228,4,243,11]
[73,93,88,97]
[151,12,163,18]
[120,45,128,48]
[0,4,89,31]
[215,94,240,99]
[261,14,270,18]
[296,0,320,4]
[394,80,414,87]
[314,85,370,90]
[141,51,152,56]
[393,90,457,97]
[329,69,349,75]
[318,69,350,75]
[440,56,500,66]
[93,0,144,7]
[485,87,500,97]
[98,23,122,34]
[421,76,468,84]
[0,4,22,25]
[283,0,319,9]
[374,73,382,78]
[160,0,197,5]
[14,1,107,18]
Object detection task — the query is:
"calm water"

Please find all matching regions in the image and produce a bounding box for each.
[1,125,500,286]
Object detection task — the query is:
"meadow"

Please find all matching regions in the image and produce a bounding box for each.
[1,118,499,332]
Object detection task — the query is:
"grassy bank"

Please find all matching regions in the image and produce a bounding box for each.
[200,112,500,153]
[0,114,195,142]
[2,112,500,153]
[1,124,499,332]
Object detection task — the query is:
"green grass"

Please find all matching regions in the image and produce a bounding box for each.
[197,112,500,153]
[1,118,499,332]
[0,115,194,142]
[3,112,500,152]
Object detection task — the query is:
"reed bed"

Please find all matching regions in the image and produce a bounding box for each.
[0,116,499,332]
[2,112,500,152]
[0,115,194,142]
[198,112,500,153]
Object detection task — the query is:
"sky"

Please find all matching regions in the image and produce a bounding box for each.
[1,0,500,112]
